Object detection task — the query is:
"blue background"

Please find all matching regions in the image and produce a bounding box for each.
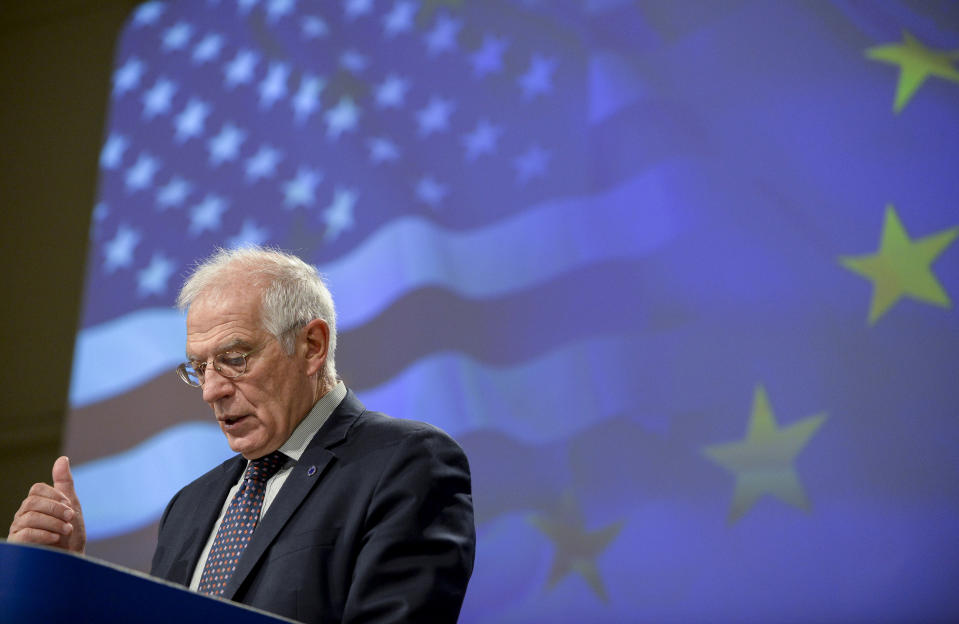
[64,1,959,622]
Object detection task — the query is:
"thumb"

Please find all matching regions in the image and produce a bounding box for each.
[52,455,78,500]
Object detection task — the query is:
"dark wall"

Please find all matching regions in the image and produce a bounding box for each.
[0,1,139,533]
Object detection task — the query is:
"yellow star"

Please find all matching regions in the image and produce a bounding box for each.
[529,494,623,602]
[703,385,826,523]
[840,204,957,325]
[865,30,959,113]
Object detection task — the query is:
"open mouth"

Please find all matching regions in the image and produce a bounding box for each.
[221,415,248,428]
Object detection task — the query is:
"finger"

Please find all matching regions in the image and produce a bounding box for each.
[14,496,75,523]
[8,526,65,546]
[10,510,74,538]
[52,456,78,501]
[27,482,71,503]
[17,485,72,518]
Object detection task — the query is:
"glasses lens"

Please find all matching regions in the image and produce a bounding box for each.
[215,352,247,378]
[177,363,203,387]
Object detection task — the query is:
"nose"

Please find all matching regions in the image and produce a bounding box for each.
[201,366,235,404]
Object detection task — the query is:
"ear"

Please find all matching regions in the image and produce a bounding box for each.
[302,318,329,377]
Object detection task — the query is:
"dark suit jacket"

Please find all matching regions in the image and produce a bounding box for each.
[150,390,475,623]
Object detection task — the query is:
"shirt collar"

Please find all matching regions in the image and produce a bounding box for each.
[277,380,347,461]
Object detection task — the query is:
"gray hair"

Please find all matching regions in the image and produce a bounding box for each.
[177,246,338,387]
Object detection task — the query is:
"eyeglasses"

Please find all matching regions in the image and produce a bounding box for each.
[176,345,266,387]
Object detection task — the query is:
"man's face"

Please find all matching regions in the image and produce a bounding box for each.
[185,283,314,459]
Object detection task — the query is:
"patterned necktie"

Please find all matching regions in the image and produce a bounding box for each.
[197,450,287,596]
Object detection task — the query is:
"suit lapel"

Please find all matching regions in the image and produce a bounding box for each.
[167,456,245,585]
[223,391,364,599]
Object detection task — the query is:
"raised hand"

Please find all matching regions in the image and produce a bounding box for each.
[8,456,86,554]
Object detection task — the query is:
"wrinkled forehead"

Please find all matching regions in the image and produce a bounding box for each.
[185,282,266,358]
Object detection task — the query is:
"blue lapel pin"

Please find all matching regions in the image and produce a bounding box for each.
[307,465,317,477]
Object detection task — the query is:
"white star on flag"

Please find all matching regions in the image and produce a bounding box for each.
[162,22,194,52]
[137,253,176,296]
[113,57,145,97]
[340,50,368,73]
[383,1,416,37]
[103,225,141,272]
[344,0,374,20]
[259,62,290,109]
[425,14,461,55]
[93,202,109,222]
[245,146,283,182]
[471,35,508,78]
[416,175,447,208]
[282,168,323,208]
[141,78,178,119]
[156,176,192,209]
[174,99,212,142]
[368,137,400,164]
[125,153,161,192]
[292,75,325,123]
[325,97,360,139]
[132,1,165,26]
[208,123,247,166]
[518,54,556,99]
[237,0,259,14]
[462,119,503,160]
[375,74,410,108]
[416,97,455,136]
[301,15,329,38]
[189,195,228,235]
[224,50,259,89]
[192,33,224,64]
[267,0,296,22]
[100,134,129,169]
[323,188,358,240]
[228,219,271,248]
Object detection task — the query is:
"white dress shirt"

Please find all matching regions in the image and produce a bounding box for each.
[189,381,347,590]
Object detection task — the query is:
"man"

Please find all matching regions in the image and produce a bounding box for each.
[8,247,476,623]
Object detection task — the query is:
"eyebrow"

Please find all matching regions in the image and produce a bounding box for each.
[186,337,255,361]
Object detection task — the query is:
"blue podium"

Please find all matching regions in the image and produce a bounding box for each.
[0,541,297,623]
